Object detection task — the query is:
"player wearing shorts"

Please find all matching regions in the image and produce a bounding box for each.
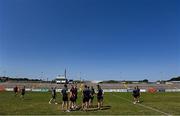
[136,86,140,103]
[97,85,103,109]
[14,85,18,96]
[132,87,138,104]
[21,86,25,99]
[89,86,95,107]
[61,84,70,112]
[82,85,90,111]
[49,87,57,104]
[69,85,76,110]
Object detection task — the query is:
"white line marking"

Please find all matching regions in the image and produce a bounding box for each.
[112,93,171,116]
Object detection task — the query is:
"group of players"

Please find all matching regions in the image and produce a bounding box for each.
[13,85,26,98]
[49,84,104,112]
[13,84,141,112]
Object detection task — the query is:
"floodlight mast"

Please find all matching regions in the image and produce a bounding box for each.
[65,69,66,79]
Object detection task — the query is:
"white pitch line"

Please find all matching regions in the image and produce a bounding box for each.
[112,93,170,116]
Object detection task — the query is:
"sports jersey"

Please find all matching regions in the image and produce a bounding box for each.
[70,88,76,96]
[61,87,68,101]
[133,89,138,96]
[91,88,95,96]
[14,87,18,92]
[97,89,103,97]
[83,88,90,98]
[61,88,68,97]
[74,87,78,97]
[21,88,25,95]
[137,88,140,93]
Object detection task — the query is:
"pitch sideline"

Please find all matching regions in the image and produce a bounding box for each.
[112,93,171,116]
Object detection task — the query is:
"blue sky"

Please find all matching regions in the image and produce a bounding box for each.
[0,0,180,81]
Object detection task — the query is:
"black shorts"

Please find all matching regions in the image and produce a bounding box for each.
[70,97,76,102]
[97,96,103,102]
[83,97,89,103]
[63,96,68,101]
[133,94,138,98]
[75,96,77,102]
[21,92,25,95]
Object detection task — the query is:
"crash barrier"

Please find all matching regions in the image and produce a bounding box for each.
[158,88,165,92]
[165,89,180,92]
[5,88,48,92]
[2,88,180,92]
[104,89,128,92]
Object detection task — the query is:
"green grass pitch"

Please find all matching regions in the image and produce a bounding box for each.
[0,91,180,115]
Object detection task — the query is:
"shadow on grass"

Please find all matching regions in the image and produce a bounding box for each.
[70,105,111,112]
[100,105,111,110]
